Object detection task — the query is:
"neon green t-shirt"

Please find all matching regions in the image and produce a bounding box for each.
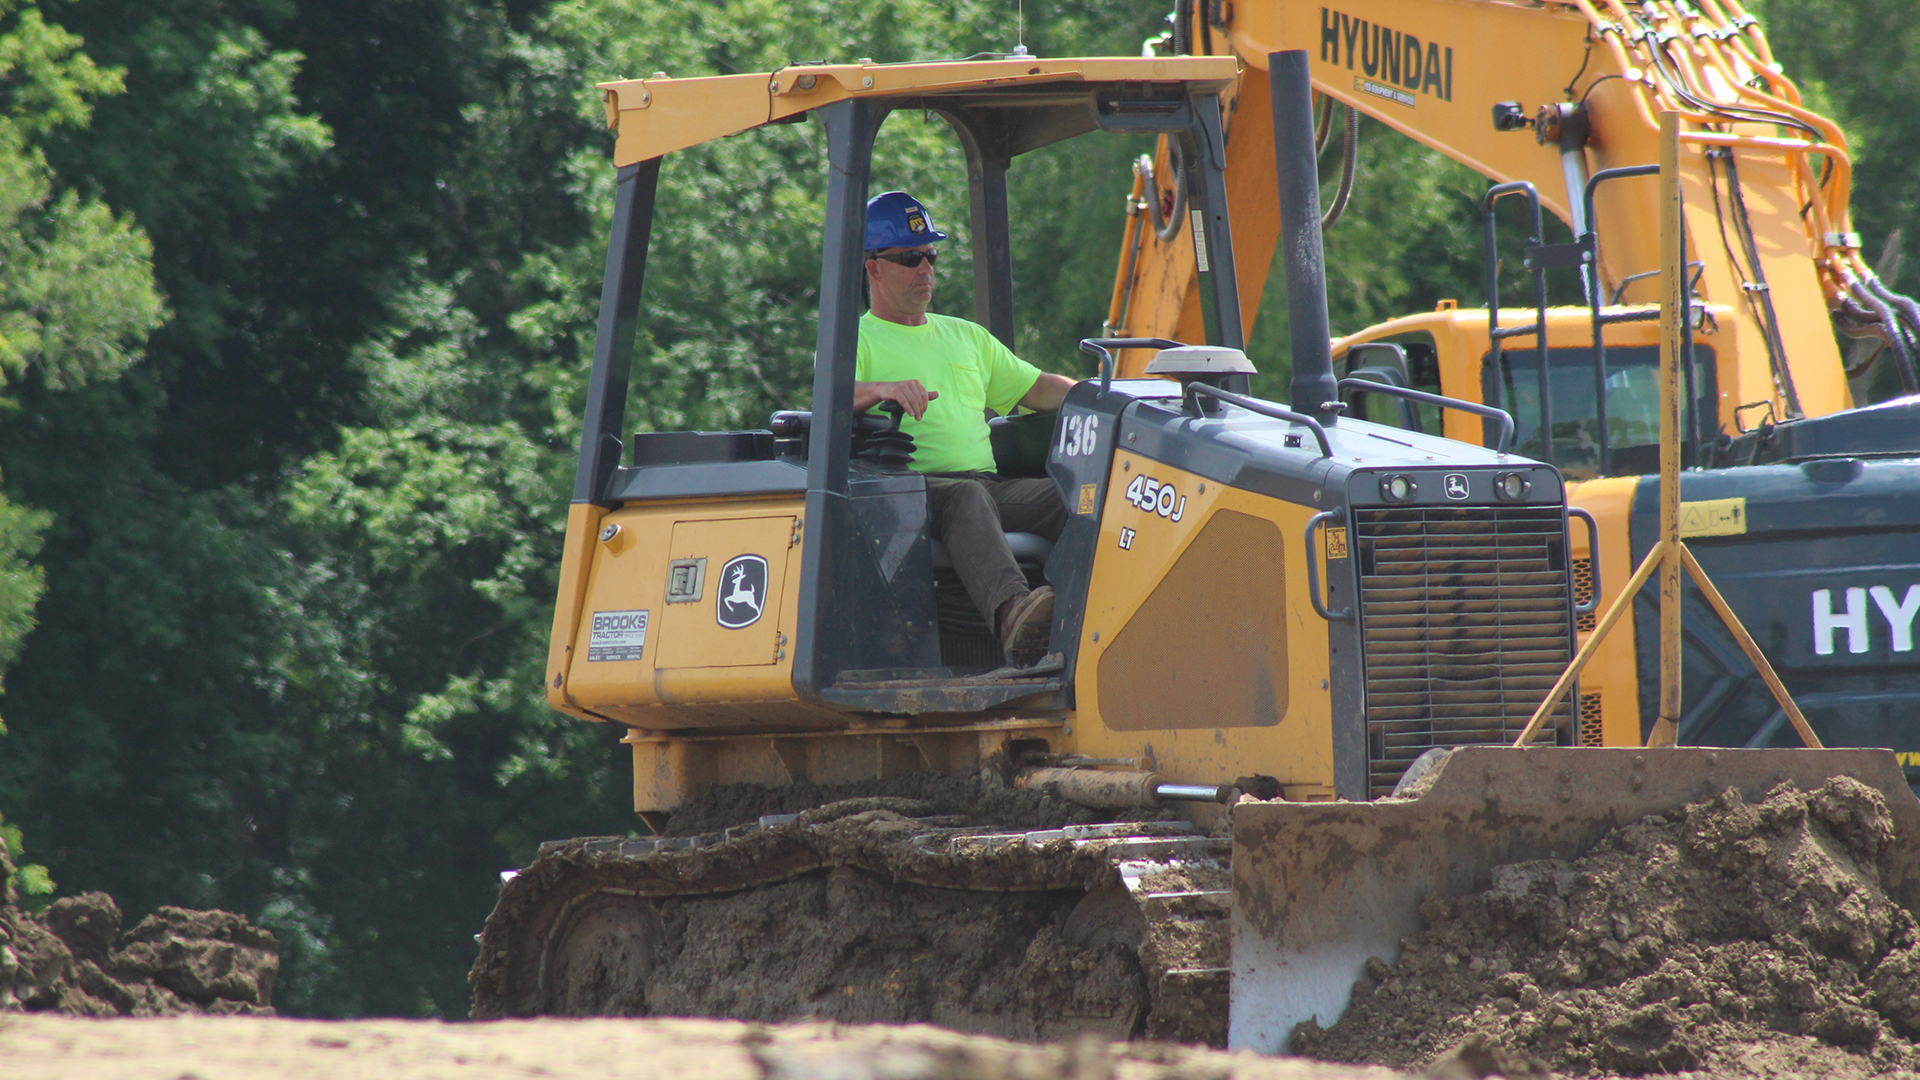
[856,311,1042,474]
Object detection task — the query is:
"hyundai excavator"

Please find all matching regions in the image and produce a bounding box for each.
[468,48,1920,1053]
[1106,0,1920,773]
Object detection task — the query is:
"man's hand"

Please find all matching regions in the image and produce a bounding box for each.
[855,380,939,420]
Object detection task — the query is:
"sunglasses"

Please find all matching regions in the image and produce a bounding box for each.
[869,249,939,268]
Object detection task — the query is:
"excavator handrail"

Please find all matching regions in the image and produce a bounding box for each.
[1333,377,1515,453]
[1568,506,1600,616]
[1581,163,1660,475]
[1482,180,1553,464]
[1581,164,1660,230]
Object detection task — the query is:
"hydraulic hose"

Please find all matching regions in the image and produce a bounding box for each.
[1833,297,1889,379]
[1721,151,1803,417]
[1322,105,1358,232]
[1861,275,1920,394]
[1863,274,1920,345]
[1139,143,1188,243]
[1845,277,1920,396]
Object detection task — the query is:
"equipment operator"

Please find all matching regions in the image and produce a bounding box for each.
[852,191,1077,667]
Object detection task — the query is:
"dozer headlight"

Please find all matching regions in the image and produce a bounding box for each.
[1494,471,1532,501]
[1380,474,1417,502]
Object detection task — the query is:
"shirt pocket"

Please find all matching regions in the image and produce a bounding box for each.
[943,358,988,406]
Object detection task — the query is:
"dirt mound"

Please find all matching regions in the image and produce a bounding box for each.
[1292,776,1920,1077]
[660,772,1175,837]
[1,887,278,1016]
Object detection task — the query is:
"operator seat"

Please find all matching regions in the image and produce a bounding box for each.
[928,532,1054,568]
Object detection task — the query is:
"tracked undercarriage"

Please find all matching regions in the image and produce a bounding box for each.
[469,798,1231,1044]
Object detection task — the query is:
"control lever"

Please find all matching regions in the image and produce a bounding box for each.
[853,399,916,469]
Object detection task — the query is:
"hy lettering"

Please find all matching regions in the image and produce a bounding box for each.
[1321,7,1452,102]
[1813,585,1920,655]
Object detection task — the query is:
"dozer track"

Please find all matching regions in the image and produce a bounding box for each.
[469,798,1231,1044]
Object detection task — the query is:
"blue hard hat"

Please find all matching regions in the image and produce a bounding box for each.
[865,191,948,251]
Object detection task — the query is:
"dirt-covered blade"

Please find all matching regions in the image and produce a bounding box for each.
[1228,746,1920,1052]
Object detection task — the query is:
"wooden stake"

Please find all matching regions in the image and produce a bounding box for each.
[1652,110,1685,749]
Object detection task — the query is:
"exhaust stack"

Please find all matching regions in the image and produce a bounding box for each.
[1270,51,1338,421]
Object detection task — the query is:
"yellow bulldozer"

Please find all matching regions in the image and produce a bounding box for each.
[468,48,1919,1051]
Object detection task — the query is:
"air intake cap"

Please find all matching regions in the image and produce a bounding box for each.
[1143,345,1256,376]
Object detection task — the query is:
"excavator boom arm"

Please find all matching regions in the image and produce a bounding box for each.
[1114,0,1879,419]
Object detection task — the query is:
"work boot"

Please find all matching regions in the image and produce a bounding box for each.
[998,586,1055,668]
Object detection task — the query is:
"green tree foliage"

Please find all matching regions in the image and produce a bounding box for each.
[0,0,160,720]
[0,493,45,716]
[1748,0,1920,401]
[0,0,607,1018]
[1752,0,1920,296]
[1,808,56,910]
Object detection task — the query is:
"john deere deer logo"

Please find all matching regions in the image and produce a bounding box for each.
[717,554,768,629]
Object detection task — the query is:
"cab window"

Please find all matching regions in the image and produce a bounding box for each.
[1483,345,1718,479]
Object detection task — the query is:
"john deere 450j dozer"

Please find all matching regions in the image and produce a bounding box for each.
[469,51,1920,1050]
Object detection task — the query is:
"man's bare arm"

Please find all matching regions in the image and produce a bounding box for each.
[855,380,938,420]
[1017,373,1076,412]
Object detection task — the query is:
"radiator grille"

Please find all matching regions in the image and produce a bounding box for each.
[1355,506,1575,798]
[1579,692,1604,746]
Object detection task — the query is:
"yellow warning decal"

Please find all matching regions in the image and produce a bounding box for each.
[1324,526,1349,560]
[1077,483,1098,515]
[1679,497,1747,538]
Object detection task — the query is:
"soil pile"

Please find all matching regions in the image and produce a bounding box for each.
[1,847,278,1015]
[1292,776,1920,1077]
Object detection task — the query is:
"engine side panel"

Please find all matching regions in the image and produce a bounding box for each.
[1073,451,1336,802]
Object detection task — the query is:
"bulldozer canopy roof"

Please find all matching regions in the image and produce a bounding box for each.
[599,56,1240,166]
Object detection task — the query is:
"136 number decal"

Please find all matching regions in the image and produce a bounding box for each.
[1056,413,1101,458]
[1124,473,1187,521]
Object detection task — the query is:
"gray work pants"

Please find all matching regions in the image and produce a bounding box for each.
[925,473,1070,629]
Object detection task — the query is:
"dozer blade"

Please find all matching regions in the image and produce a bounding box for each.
[1228,746,1920,1052]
